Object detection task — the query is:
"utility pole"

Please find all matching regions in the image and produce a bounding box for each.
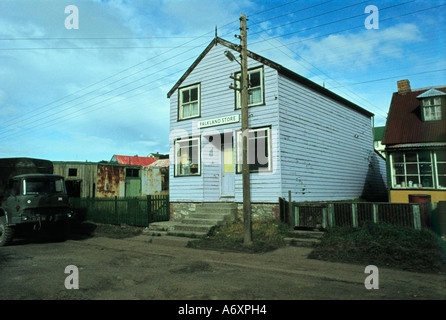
[226,14,252,246]
[240,14,252,246]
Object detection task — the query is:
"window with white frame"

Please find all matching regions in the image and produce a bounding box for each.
[436,150,446,188]
[236,67,264,108]
[236,127,271,173]
[422,97,443,121]
[174,137,201,176]
[390,150,446,189]
[178,84,200,120]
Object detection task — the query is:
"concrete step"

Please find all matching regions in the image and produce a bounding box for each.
[173,224,215,233]
[181,218,223,225]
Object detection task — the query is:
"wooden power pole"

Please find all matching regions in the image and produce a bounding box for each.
[240,14,252,246]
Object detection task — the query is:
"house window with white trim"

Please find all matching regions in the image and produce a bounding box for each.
[174,137,201,176]
[422,97,443,121]
[178,84,200,120]
[390,150,446,189]
[236,67,264,108]
[436,150,446,188]
[236,127,271,173]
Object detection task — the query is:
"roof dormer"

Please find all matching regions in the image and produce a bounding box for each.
[417,88,446,122]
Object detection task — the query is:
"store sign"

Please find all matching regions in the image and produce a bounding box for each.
[197,114,240,128]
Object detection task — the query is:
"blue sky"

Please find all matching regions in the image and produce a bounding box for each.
[0,0,445,162]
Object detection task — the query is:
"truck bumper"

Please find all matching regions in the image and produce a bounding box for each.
[11,211,74,225]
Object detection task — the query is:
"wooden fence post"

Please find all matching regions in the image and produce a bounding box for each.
[147,195,152,224]
[328,203,335,227]
[413,205,421,230]
[372,203,378,224]
[322,207,328,229]
[352,203,358,228]
[288,191,294,230]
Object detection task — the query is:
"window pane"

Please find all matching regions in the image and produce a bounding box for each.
[175,138,200,176]
[421,177,433,188]
[419,163,432,174]
[439,176,446,188]
[182,90,190,103]
[394,163,404,175]
[183,105,191,118]
[437,150,446,162]
[190,87,198,101]
[437,163,446,175]
[250,71,261,87]
[406,164,418,175]
[191,102,199,116]
[407,176,420,186]
[237,128,270,173]
[249,88,262,105]
[405,153,417,162]
[395,176,405,187]
[392,153,404,163]
[419,151,431,162]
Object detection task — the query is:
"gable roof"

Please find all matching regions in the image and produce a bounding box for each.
[110,155,158,166]
[167,37,373,118]
[382,86,446,146]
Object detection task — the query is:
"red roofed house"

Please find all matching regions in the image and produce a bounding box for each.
[110,155,158,166]
[382,79,446,203]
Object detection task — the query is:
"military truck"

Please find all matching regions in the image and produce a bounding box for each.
[0,158,74,246]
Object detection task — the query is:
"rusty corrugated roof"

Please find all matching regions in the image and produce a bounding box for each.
[111,155,158,166]
[148,159,169,167]
[382,87,446,146]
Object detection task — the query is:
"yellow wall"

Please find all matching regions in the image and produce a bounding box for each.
[390,190,446,203]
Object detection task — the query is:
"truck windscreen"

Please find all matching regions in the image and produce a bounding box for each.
[24,178,66,195]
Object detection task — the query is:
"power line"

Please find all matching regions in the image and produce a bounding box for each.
[250,2,444,48]
[327,69,446,89]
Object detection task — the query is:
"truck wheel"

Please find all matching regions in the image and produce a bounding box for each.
[0,216,14,247]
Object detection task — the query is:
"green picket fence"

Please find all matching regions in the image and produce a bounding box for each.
[69,195,170,227]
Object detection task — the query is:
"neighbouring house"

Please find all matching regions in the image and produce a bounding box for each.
[167,36,387,220]
[382,79,446,203]
[53,161,98,198]
[373,126,386,158]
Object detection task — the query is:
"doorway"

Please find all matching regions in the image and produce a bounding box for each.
[221,135,235,198]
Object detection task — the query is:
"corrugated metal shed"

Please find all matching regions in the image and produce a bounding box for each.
[383,87,446,145]
[110,155,158,166]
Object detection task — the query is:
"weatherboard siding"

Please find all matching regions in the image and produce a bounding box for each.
[169,44,281,203]
[277,74,377,201]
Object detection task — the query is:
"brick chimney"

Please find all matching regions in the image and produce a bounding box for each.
[397,79,411,95]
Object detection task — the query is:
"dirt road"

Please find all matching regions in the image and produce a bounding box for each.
[1,232,445,303]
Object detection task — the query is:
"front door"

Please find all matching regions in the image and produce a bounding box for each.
[221,137,235,198]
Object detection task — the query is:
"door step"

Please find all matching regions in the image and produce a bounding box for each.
[168,203,237,237]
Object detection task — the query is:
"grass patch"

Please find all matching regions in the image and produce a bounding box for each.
[308,222,446,274]
[187,219,290,253]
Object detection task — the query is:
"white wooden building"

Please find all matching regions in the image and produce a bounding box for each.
[168,37,387,219]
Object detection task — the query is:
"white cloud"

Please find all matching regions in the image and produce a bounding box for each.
[297,23,423,72]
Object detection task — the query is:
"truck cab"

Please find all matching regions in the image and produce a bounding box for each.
[0,174,74,246]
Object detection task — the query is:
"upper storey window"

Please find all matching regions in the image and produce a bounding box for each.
[179,84,200,120]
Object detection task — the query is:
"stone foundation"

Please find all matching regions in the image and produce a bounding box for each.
[170,202,280,221]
